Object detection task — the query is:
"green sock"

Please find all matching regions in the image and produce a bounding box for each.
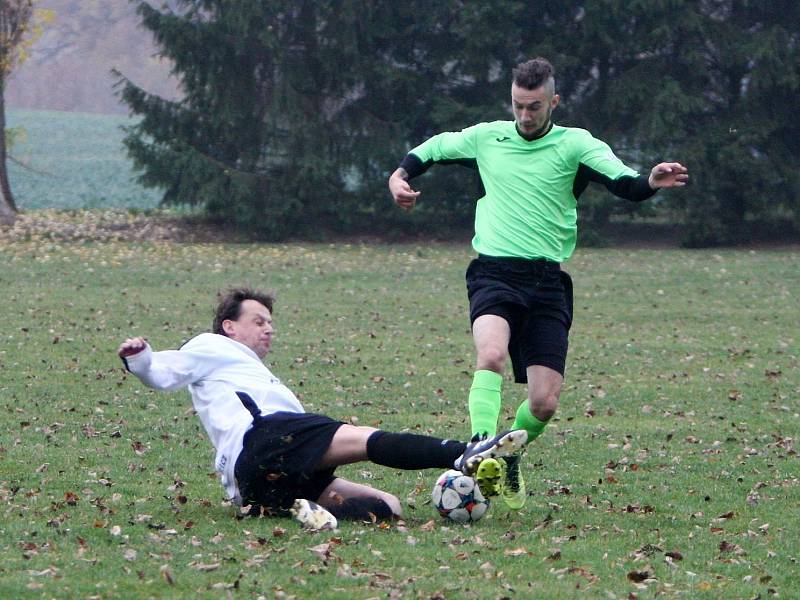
[512,401,548,443]
[468,370,503,438]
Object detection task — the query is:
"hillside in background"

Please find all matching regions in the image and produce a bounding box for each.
[8,109,161,209]
[6,0,180,114]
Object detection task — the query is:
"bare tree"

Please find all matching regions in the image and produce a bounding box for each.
[0,0,33,224]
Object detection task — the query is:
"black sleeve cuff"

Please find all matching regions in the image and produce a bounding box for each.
[398,153,428,179]
[610,174,658,202]
[630,174,657,202]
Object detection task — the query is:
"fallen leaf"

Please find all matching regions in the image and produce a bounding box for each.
[309,543,332,561]
[627,570,650,582]
[712,511,735,522]
[719,540,746,555]
[160,565,174,585]
[568,566,599,583]
[419,519,436,532]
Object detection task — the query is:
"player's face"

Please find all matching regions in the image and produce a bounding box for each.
[223,299,274,358]
[511,82,559,136]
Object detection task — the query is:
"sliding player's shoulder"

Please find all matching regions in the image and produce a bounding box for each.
[180,332,225,351]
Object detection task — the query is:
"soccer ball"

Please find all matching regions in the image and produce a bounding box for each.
[431,469,490,523]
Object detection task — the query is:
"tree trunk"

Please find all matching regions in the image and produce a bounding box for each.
[0,79,19,225]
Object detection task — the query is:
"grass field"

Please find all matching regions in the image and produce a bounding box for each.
[0,238,797,599]
[7,109,161,211]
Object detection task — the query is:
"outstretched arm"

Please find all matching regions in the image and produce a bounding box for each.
[648,162,689,189]
[118,336,214,391]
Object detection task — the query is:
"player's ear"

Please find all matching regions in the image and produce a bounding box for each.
[551,94,560,109]
[221,319,236,336]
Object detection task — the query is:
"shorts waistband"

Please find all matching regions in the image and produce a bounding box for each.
[477,254,561,271]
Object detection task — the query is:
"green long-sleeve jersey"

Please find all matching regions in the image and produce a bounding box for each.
[403,121,655,262]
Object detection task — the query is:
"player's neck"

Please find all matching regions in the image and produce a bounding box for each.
[516,120,553,141]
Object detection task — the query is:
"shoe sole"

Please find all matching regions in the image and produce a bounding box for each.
[475,458,503,497]
[464,430,528,475]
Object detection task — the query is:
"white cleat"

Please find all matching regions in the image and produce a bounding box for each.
[290,499,338,531]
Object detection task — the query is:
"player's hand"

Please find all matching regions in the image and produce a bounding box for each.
[389,173,421,211]
[118,337,148,358]
[648,162,689,189]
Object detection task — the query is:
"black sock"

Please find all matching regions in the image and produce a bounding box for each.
[326,497,395,521]
[366,431,467,470]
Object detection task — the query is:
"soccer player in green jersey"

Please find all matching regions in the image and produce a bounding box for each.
[388,57,688,509]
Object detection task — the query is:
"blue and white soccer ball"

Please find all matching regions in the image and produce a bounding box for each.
[431,469,490,523]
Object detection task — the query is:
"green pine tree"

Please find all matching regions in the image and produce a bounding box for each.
[118,1,798,243]
[540,1,800,246]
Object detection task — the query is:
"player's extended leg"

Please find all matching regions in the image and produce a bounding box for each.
[315,424,467,471]
[313,424,525,517]
[315,424,377,467]
[502,365,564,509]
[306,425,408,523]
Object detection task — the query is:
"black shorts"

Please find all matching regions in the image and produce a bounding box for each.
[466,255,574,383]
[234,412,344,515]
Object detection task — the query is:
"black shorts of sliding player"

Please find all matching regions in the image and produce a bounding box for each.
[234,411,344,514]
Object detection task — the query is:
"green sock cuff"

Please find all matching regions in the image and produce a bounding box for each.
[469,370,503,438]
[471,369,503,391]
[512,402,548,443]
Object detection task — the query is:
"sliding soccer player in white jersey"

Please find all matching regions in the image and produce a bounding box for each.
[118,287,526,525]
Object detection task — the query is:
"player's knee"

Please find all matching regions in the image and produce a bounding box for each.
[382,493,402,517]
[476,347,506,373]
[530,391,559,421]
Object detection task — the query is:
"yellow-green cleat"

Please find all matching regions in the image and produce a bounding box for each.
[499,454,526,509]
[474,457,505,497]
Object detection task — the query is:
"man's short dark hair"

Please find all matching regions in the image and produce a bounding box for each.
[213,287,275,335]
[512,57,555,90]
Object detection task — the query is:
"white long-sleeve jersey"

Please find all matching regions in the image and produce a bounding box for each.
[122,332,304,503]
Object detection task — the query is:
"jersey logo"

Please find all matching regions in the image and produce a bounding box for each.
[496,136,511,142]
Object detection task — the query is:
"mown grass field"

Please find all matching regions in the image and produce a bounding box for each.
[7,109,160,211]
[0,238,797,599]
